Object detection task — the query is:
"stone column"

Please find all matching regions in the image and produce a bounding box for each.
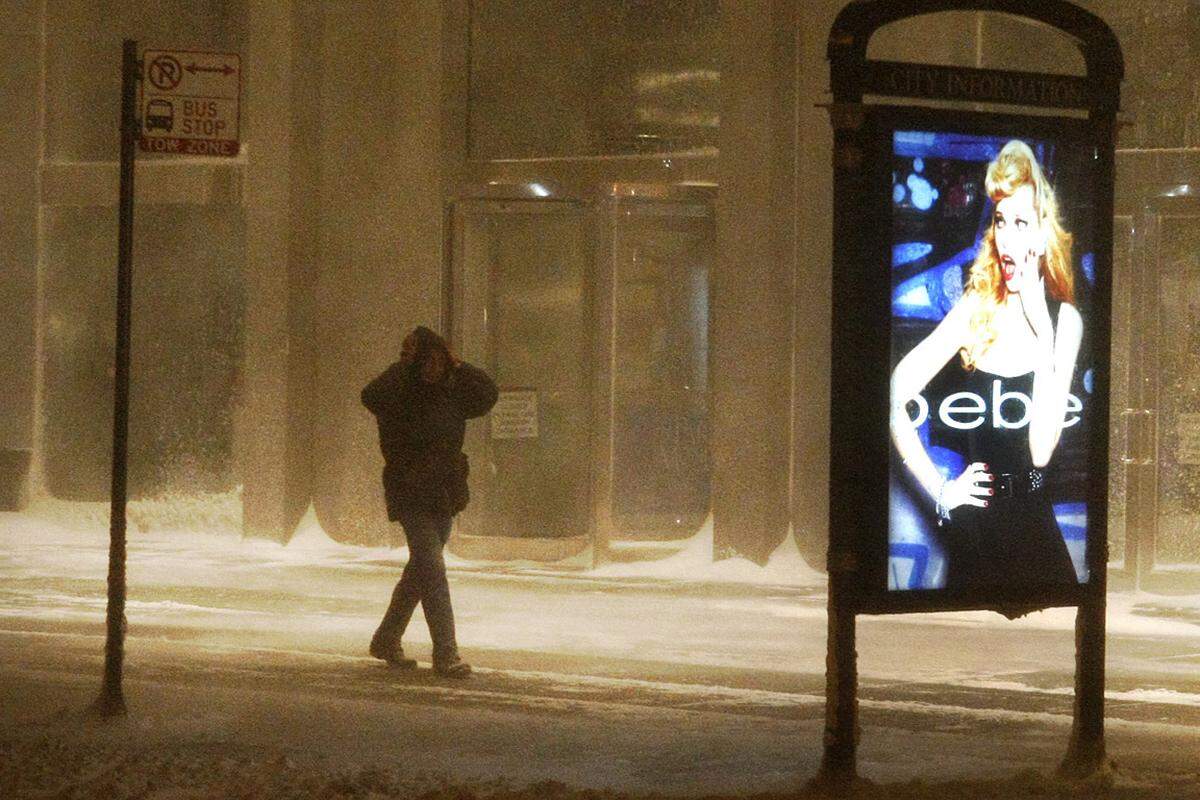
[240,1,320,541]
[712,0,799,564]
[309,0,444,544]
[0,1,41,507]
[790,0,840,570]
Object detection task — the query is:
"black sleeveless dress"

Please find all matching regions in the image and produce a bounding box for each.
[939,367,1079,592]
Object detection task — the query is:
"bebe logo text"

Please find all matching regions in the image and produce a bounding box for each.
[903,378,1083,430]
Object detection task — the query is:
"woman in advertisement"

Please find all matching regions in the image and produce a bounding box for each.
[890,139,1081,591]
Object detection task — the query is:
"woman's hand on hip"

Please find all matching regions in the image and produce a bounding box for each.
[942,462,994,511]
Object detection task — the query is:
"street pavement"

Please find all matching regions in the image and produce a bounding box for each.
[2,511,1199,797]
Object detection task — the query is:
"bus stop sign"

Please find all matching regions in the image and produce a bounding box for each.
[139,49,241,157]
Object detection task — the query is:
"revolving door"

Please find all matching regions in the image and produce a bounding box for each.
[446,185,715,561]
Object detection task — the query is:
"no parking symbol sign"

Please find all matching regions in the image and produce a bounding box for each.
[139,49,240,157]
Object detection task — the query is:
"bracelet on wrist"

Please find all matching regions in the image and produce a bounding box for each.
[935,479,952,526]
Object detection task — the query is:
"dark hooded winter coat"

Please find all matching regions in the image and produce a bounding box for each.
[361,330,498,520]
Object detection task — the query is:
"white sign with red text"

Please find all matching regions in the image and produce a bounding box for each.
[139,49,240,157]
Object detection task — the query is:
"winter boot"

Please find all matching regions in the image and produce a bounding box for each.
[369,631,417,669]
[433,653,472,679]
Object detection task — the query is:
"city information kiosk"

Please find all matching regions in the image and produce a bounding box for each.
[820,0,1123,788]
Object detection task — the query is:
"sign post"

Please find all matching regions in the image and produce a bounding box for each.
[815,0,1123,789]
[93,43,243,718]
[94,38,140,718]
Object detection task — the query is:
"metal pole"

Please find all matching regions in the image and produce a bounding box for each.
[810,99,869,795]
[814,584,858,791]
[95,38,138,718]
[1061,590,1107,777]
[1060,108,1118,777]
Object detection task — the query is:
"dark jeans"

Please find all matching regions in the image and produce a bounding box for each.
[375,509,458,661]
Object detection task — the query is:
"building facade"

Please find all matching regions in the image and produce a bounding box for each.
[1,1,1197,575]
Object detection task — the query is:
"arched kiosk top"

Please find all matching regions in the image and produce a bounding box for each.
[827,0,1123,112]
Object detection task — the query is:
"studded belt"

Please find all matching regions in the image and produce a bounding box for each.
[992,468,1045,497]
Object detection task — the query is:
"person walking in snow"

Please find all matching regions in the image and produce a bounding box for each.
[361,326,498,678]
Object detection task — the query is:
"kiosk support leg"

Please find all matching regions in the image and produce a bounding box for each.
[813,593,858,792]
[1060,591,1107,778]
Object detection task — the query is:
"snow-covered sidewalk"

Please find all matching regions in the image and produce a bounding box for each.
[3,501,1200,798]
[4,500,1200,645]
[3,624,1200,799]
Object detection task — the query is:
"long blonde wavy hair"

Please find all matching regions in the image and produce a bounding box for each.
[960,139,1074,370]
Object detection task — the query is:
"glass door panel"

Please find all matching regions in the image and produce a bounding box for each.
[609,194,713,538]
[1152,207,1200,565]
[451,200,592,541]
[1109,215,1133,567]
[1121,194,1200,579]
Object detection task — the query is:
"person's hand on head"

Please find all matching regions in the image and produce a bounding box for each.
[420,346,449,384]
[400,331,419,367]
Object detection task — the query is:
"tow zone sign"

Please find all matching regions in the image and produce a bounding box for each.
[140,49,240,157]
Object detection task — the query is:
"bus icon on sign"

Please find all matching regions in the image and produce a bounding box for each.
[145,99,174,132]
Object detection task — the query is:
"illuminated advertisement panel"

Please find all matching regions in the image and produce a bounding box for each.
[887,124,1100,596]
